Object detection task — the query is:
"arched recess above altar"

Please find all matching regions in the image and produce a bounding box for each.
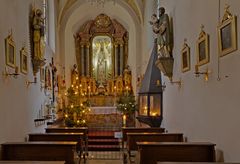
[73,14,133,106]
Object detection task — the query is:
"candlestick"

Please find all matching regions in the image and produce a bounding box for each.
[195,65,199,73]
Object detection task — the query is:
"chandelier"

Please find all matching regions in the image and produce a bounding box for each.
[87,0,116,7]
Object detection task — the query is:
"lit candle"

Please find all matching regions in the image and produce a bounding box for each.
[123,115,126,127]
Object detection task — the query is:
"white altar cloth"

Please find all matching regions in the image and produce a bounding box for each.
[90,106,120,114]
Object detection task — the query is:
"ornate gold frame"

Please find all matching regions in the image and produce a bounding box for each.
[181,40,190,73]
[20,46,28,74]
[5,33,16,68]
[196,25,209,66]
[217,5,237,57]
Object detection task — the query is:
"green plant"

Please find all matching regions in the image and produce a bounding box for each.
[116,93,138,115]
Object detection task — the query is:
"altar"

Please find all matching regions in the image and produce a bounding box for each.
[89,106,119,114]
[86,106,122,128]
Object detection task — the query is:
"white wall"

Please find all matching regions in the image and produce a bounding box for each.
[0,0,55,146]
[160,0,240,162]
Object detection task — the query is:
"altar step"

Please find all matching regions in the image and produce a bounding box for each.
[88,130,121,151]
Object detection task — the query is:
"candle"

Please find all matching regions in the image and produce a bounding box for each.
[123,115,126,127]
[195,65,199,73]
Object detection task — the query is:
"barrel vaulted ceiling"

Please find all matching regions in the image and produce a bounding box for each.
[57,0,145,26]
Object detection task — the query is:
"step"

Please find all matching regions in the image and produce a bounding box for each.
[88,139,120,145]
[88,145,121,151]
[88,131,116,139]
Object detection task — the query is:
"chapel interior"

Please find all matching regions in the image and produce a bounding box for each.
[0,0,240,164]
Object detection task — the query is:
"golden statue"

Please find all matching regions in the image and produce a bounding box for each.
[32,8,45,61]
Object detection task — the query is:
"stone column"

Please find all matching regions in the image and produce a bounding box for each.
[86,44,90,77]
[120,44,124,75]
[114,44,119,76]
[80,44,85,76]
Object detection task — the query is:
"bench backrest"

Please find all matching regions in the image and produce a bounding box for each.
[1,141,77,164]
[122,127,165,142]
[137,142,216,164]
[127,133,183,151]
[28,133,83,152]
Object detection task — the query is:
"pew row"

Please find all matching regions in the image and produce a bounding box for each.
[45,127,88,154]
[126,133,183,161]
[137,142,216,164]
[157,162,240,164]
[122,127,165,149]
[1,142,78,164]
[0,161,65,164]
[28,133,84,161]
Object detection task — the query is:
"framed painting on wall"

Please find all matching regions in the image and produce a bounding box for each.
[20,47,28,74]
[181,40,190,73]
[5,33,16,68]
[196,26,209,66]
[217,5,237,57]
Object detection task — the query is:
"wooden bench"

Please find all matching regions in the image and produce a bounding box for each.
[1,142,78,164]
[157,162,240,164]
[122,127,165,149]
[0,161,65,164]
[28,133,84,161]
[126,133,183,159]
[137,142,216,164]
[45,127,88,154]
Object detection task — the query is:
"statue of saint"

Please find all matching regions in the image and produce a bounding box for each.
[150,7,172,58]
[97,41,107,84]
[32,8,45,61]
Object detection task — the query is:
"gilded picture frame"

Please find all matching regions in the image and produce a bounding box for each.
[217,5,237,57]
[5,33,16,68]
[196,27,209,66]
[181,41,190,73]
[20,47,28,74]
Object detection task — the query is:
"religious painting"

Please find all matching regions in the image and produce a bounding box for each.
[196,27,209,66]
[181,41,190,73]
[92,36,113,85]
[217,5,237,57]
[20,47,28,74]
[5,33,16,68]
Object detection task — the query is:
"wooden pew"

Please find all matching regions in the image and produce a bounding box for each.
[0,161,65,164]
[122,127,165,149]
[45,127,88,155]
[127,133,183,159]
[28,133,84,160]
[137,142,216,164]
[157,162,240,164]
[1,142,78,164]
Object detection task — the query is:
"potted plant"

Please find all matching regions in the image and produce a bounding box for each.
[116,93,138,127]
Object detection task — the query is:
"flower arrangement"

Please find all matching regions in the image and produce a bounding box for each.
[116,93,138,115]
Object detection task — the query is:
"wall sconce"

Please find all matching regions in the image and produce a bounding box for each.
[156,80,166,90]
[2,66,19,79]
[195,65,210,81]
[170,78,182,88]
[26,77,37,87]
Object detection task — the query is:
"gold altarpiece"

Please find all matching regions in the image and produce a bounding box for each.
[73,14,132,106]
